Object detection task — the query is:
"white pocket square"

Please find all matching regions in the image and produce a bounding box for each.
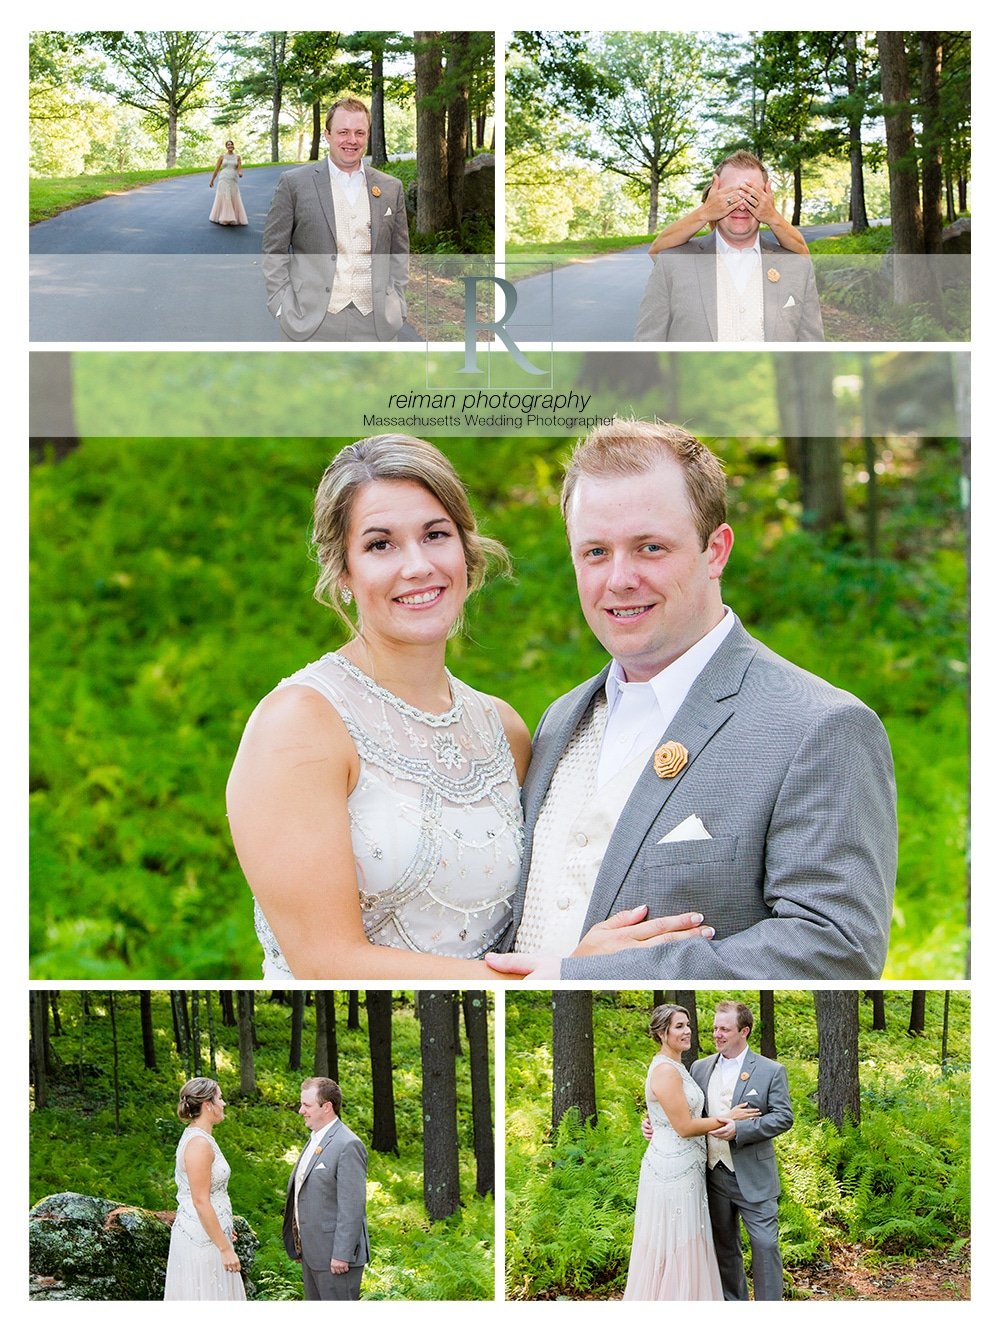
[748,1089,759,1097]
[658,813,712,843]
[384,205,393,216]
[783,294,796,307]
[315,1162,327,1169]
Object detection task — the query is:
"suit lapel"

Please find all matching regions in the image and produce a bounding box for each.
[312,161,339,247]
[695,234,719,340]
[366,170,383,249]
[582,621,758,929]
[300,1118,342,1187]
[760,236,783,339]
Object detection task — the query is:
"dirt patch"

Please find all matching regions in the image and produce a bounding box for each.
[786,1239,970,1301]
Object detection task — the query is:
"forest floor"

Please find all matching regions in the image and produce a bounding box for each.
[786,1240,970,1301]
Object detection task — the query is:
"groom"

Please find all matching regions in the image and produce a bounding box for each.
[283,1077,370,1300]
[694,1000,792,1300]
[642,999,792,1299]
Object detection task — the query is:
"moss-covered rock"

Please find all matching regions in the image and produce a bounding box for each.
[29,1192,258,1300]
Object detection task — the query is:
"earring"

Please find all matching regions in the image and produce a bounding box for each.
[340,586,353,606]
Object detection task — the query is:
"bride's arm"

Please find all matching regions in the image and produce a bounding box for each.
[184,1137,240,1270]
[650,1064,760,1138]
[227,685,507,980]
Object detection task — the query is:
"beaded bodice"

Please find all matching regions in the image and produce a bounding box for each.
[254,652,523,975]
[173,1127,234,1241]
[642,1054,708,1184]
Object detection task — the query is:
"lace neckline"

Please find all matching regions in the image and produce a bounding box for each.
[331,652,464,726]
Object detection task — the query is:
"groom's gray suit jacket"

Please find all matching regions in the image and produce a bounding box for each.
[506,618,896,980]
[635,231,824,341]
[262,160,409,341]
[283,1118,370,1274]
[690,1049,793,1203]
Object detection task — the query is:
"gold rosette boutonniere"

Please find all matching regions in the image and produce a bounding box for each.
[653,741,688,779]
[371,185,382,197]
[767,267,781,283]
[739,1071,750,1082]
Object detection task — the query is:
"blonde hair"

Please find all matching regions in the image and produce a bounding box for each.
[312,435,511,634]
[561,419,727,549]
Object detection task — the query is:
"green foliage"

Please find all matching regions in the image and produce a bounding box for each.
[30,991,494,1300]
[505,991,970,1297]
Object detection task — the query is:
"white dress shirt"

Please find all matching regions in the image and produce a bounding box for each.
[715,229,762,294]
[596,609,735,789]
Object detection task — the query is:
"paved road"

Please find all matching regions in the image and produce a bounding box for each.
[30,165,292,340]
[506,222,858,343]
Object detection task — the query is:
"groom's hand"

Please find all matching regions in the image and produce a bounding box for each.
[330,1257,350,1274]
[571,905,715,956]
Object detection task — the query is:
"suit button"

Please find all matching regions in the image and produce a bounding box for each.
[557,896,570,911]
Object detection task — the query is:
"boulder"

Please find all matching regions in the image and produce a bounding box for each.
[29,1192,258,1301]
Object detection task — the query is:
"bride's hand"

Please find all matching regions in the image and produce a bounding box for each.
[571,905,715,956]
[728,1101,762,1122]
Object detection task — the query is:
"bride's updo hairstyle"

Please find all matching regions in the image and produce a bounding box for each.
[312,435,512,633]
[648,1003,691,1043]
[177,1077,220,1121]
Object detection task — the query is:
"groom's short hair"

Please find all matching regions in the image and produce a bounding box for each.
[302,1076,343,1115]
[713,149,768,183]
[561,419,728,550]
[716,999,754,1036]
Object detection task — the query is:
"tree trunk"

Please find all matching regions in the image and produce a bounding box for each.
[30,991,50,1109]
[463,992,494,1196]
[109,991,121,1135]
[845,32,869,232]
[908,991,927,1036]
[877,30,930,308]
[775,357,845,531]
[814,990,860,1127]
[552,992,597,1131]
[140,991,157,1069]
[310,101,321,161]
[167,111,178,169]
[419,990,461,1219]
[270,32,286,164]
[29,352,79,460]
[191,990,202,1076]
[920,33,944,254]
[289,992,304,1070]
[237,991,258,1097]
[414,33,450,234]
[675,991,698,1067]
[370,51,387,167]
[366,991,399,1155]
[758,992,776,1058]
[347,991,360,1029]
[313,992,338,1079]
[220,992,236,1026]
[206,990,217,1077]
[50,993,62,1037]
[867,990,886,1030]
[446,33,470,234]
[941,991,950,1067]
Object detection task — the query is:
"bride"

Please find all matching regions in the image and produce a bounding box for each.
[622,1004,759,1300]
[164,1078,246,1300]
[228,435,714,980]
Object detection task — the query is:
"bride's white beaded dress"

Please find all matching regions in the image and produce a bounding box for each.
[253,653,524,977]
[163,1126,246,1301]
[623,1053,724,1301]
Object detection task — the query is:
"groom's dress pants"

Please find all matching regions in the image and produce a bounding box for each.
[302,1260,364,1301]
[707,1164,783,1301]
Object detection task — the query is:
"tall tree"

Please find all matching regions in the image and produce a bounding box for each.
[908,991,927,1036]
[109,991,121,1135]
[347,992,360,1029]
[366,991,399,1155]
[551,992,597,1131]
[314,992,339,1080]
[866,990,887,1031]
[758,992,776,1058]
[289,992,304,1070]
[414,32,448,233]
[814,991,860,1127]
[775,358,845,531]
[941,991,951,1067]
[876,30,927,307]
[191,990,202,1076]
[675,991,699,1067]
[419,990,461,1219]
[86,31,216,167]
[30,991,51,1109]
[236,991,258,1097]
[585,31,712,232]
[140,991,157,1069]
[339,32,411,167]
[223,31,291,163]
[462,992,494,1197]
